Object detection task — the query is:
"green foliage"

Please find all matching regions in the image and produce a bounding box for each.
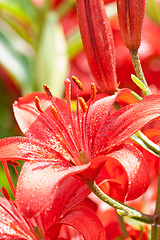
[34,12,69,97]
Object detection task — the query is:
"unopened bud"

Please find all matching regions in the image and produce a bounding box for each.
[116,0,145,50]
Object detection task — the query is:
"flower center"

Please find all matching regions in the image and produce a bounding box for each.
[35,77,97,166]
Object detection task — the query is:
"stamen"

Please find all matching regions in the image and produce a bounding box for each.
[51,106,59,120]
[7,160,20,167]
[90,83,97,100]
[2,161,15,197]
[71,76,83,91]
[79,97,88,113]
[43,84,53,99]
[1,187,10,201]
[43,81,82,165]
[64,79,83,164]
[0,202,39,240]
[35,96,44,113]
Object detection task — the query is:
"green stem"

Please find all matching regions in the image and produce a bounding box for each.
[87,181,154,224]
[151,156,160,240]
[129,49,151,95]
[56,0,75,19]
[117,213,129,238]
[151,225,160,240]
[136,131,160,155]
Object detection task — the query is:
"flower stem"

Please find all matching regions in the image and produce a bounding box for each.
[117,213,129,238]
[151,156,160,240]
[129,49,151,95]
[135,131,160,156]
[87,181,154,224]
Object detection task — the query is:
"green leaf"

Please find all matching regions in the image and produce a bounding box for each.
[131,74,150,96]
[146,0,160,24]
[0,31,33,94]
[0,0,38,22]
[34,12,69,97]
[0,0,38,47]
[68,29,83,60]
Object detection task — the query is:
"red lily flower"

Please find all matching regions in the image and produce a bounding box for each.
[0,79,160,219]
[0,177,106,239]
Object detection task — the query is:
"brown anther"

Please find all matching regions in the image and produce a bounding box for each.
[51,106,59,120]
[43,85,53,99]
[7,160,20,167]
[2,187,10,201]
[71,76,83,91]
[90,83,97,100]
[79,97,88,113]
[35,96,44,113]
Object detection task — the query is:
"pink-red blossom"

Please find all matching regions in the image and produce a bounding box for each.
[0,80,160,220]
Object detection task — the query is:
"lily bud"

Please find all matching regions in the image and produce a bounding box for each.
[116,0,145,50]
[76,0,117,93]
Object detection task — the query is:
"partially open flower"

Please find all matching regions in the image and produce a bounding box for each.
[116,0,146,50]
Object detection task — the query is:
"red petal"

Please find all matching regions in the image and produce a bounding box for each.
[13,92,76,160]
[106,144,149,201]
[0,197,31,239]
[16,161,90,218]
[58,206,106,240]
[86,89,138,153]
[86,94,116,151]
[92,94,160,155]
[99,179,126,202]
[0,137,70,162]
[41,177,90,231]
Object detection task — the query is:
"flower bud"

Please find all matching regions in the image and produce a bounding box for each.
[76,0,117,93]
[116,0,145,50]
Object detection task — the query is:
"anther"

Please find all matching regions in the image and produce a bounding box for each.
[90,83,97,100]
[51,106,59,120]
[71,76,83,91]
[35,96,44,113]
[7,160,20,167]
[2,187,10,201]
[43,84,53,99]
[79,97,88,112]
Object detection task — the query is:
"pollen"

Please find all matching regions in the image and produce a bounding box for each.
[71,76,83,91]
[2,187,10,201]
[7,160,20,167]
[43,84,53,99]
[79,97,88,112]
[90,83,97,100]
[51,106,59,120]
[35,96,44,113]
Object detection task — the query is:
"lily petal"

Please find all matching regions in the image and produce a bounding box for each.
[0,137,71,162]
[41,176,90,231]
[86,89,139,153]
[93,94,160,155]
[16,161,90,218]
[13,92,77,159]
[58,206,106,240]
[106,144,149,201]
